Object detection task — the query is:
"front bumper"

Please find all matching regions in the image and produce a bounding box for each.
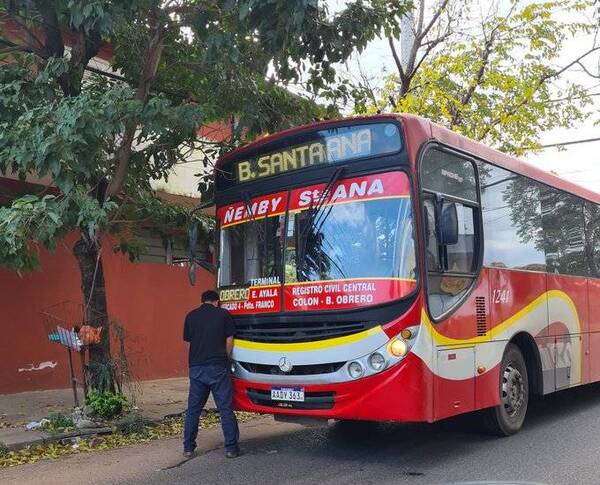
[232,353,433,422]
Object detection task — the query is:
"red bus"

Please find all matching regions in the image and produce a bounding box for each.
[214,114,600,435]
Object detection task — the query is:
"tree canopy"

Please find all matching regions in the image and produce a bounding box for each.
[0,0,409,269]
[347,0,599,155]
[0,0,409,389]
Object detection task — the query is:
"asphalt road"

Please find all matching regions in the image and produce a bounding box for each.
[5,382,600,485]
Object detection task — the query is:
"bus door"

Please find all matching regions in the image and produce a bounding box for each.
[590,279,600,381]
[420,146,483,420]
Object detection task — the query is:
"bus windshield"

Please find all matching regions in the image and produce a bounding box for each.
[219,214,285,287]
[217,171,417,314]
[286,198,415,283]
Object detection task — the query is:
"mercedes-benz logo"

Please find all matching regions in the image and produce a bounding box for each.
[278,356,293,373]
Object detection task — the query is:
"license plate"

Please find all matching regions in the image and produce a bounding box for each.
[271,387,305,402]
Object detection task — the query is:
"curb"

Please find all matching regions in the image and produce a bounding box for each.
[1,427,113,452]
[0,406,220,452]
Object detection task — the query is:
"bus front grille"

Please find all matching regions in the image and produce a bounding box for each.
[235,320,369,343]
[247,389,335,410]
[239,361,345,376]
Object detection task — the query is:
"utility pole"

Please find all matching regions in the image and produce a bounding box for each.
[400,8,415,73]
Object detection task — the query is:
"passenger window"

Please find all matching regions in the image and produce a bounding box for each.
[421,148,481,320]
[541,189,586,276]
[584,201,600,278]
[477,163,546,271]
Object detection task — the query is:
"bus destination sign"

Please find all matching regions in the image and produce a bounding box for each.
[230,123,402,185]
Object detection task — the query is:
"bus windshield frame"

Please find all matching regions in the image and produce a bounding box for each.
[216,169,418,315]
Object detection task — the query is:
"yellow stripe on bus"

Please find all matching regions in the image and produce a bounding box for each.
[422,289,581,347]
[234,325,383,352]
[220,211,285,229]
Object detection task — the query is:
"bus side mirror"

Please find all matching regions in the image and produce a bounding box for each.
[187,221,217,286]
[440,201,459,245]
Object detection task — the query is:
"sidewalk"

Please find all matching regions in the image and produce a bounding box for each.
[0,377,214,451]
[0,416,280,485]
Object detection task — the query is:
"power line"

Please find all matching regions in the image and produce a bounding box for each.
[538,136,600,149]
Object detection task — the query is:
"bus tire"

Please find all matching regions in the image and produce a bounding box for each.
[483,343,529,436]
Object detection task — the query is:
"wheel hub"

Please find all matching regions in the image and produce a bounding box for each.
[502,364,525,417]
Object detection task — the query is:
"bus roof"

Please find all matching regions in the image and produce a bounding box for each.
[216,113,600,205]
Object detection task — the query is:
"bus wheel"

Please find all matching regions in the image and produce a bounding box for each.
[483,343,529,436]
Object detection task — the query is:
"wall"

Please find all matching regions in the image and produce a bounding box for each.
[0,233,214,394]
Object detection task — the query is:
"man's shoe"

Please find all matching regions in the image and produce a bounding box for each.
[183,450,195,459]
[225,449,240,459]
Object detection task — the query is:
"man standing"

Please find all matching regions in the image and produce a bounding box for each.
[183,290,239,458]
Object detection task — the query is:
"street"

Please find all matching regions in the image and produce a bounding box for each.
[3,382,600,485]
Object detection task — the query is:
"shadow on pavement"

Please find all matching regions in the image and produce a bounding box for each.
[237,381,600,465]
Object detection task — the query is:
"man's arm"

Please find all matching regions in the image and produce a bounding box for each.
[183,314,191,342]
[224,310,235,358]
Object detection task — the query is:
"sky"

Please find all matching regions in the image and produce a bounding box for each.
[331,0,600,193]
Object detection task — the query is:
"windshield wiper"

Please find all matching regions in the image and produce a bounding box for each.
[299,166,347,240]
[297,166,347,276]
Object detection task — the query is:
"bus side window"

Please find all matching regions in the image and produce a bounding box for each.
[445,203,476,274]
[423,197,441,272]
[584,201,600,278]
[420,148,481,320]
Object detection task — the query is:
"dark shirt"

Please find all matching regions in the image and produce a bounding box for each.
[183,304,235,367]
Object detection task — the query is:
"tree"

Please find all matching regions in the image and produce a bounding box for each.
[0,0,409,390]
[349,0,599,155]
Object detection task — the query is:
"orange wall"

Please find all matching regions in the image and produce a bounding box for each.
[0,234,214,394]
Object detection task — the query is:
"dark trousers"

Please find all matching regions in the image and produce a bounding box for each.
[183,365,239,453]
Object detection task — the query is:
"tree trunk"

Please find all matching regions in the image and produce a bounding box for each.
[73,233,114,392]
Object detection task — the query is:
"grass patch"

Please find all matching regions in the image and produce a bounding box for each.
[40,414,76,435]
[0,411,257,469]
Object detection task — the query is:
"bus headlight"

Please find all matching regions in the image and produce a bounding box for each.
[348,361,364,379]
[230,361,237,374]
[388,338,408,357]
[339,325,420,381]
[368,352,386,371]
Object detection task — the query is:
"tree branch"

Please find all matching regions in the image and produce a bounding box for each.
[450,29,497,127]
[553,46,600,78]
[411,29,451,76]
[32,0,64,58]
[2,12,45,54]
[388,36,405,79]
[576,60,600,79]
[106,9,166,199]
[0,43,31,54]
[391,0,452,99]
[478,46,600,141]
[418,0,450,43]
